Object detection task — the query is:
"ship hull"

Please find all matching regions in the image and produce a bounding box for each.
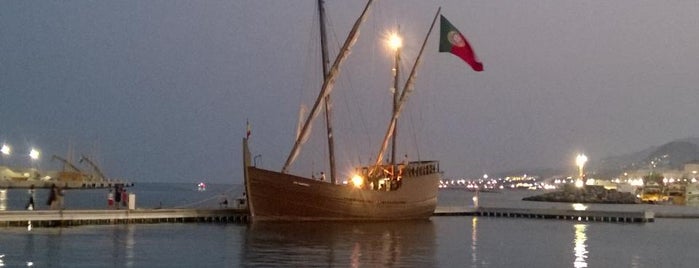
[245,166,440,221]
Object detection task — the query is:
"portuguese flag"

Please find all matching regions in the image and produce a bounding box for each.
[439,15,483,72]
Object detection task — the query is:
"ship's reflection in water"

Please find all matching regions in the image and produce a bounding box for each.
[242,220,436,267]
[573,224,588,268]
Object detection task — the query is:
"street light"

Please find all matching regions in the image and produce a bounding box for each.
[1,144,10,156]
[575,153,588,188]
[29,148,40,160]
[0,144,9,165]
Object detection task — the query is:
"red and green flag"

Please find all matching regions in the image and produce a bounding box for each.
[439,15,483,72]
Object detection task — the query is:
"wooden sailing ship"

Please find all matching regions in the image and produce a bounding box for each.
[243,0,442,221]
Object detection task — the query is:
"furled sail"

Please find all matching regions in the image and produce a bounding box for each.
[282,0,375,173]
[296,104,309,143]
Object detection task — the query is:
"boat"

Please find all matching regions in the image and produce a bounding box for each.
[639,182,669,204]
[242,0,443,221]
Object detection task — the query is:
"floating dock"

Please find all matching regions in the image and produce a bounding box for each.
[0,206,662,228]
[433,206,655,223]
[0,208,249,227]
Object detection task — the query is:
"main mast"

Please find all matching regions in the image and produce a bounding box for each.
[282,0,375,174]
[389,29,401,179]
[317,0,337,184]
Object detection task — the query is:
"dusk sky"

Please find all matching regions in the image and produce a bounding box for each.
[2,1,698,184]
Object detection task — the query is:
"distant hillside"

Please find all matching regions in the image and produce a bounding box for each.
[590,139,699,178]
[495,137,699,179]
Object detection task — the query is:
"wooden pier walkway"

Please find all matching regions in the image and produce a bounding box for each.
[434,206,655,223]
[0,206,661,228]
[0,208,249,227]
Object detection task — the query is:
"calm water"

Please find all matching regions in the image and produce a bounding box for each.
[1,184,699,267]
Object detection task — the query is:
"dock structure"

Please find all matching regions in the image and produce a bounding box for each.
[0,208,249,227]
[0,206,660,228]
[433,206,655,223]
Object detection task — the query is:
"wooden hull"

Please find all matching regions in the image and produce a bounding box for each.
[245,166,440,221]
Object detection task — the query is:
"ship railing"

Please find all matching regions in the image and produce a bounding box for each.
[355,161,440,192]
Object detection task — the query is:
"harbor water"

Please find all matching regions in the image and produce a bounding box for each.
[1,183,699,267]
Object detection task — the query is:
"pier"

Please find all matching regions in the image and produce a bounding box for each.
[0,208,249,227]
[0,206,665,228]
[433,206,655,223]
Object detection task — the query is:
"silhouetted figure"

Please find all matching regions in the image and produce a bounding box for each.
[26,185,35,210]
[57,185,65,210]
[47,184,58,210]
[121,188,128,208]
[107,189,114,209]
[114,185,122,209]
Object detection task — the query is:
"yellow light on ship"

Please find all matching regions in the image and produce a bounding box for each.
[351,174,364,188]
[387,33,402,51]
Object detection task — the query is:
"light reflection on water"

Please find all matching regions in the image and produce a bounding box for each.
[242,220,436,267]
[0,189,7,211]
[573,224,588,268]
[471,217,478,268]
[3,188,699,266]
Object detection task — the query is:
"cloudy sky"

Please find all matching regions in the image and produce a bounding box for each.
[2,1,698,183]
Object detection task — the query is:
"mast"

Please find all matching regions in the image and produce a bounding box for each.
[318,0,337,184]
[391,28,401,179]
[283,0,375,174]
[375,7,441,166]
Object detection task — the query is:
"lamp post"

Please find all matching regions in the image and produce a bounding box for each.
[575,153,588,188]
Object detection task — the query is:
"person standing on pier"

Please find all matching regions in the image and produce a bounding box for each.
[26,185,35,210]
[107,188,114,209]
[121,188,128,208]
[57,185,65,210]
[114,185,122,209]
[47,184,58,210]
